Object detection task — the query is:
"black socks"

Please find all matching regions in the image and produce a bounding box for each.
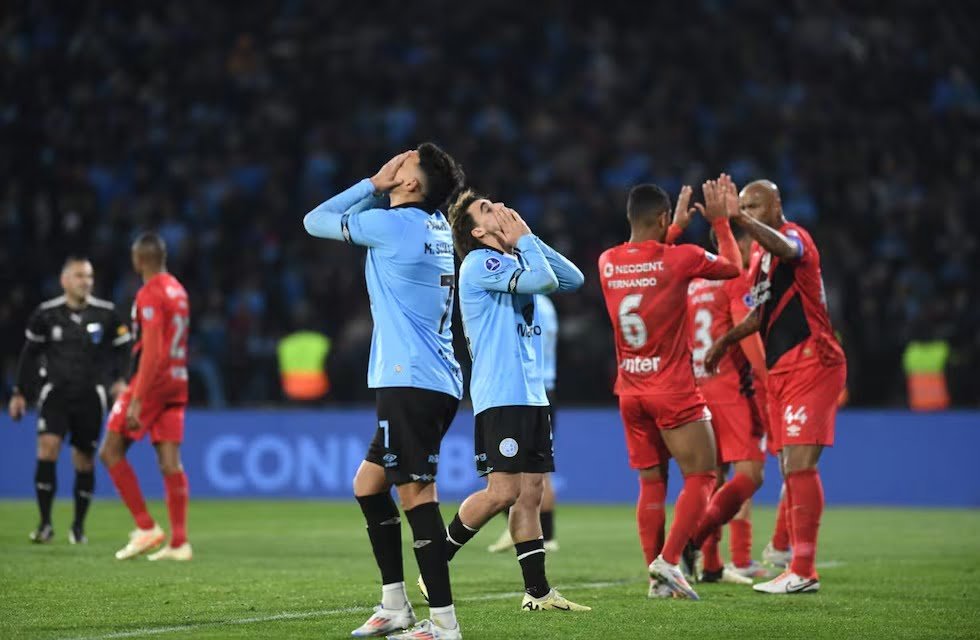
[73,470,95,529]
[35,461,56,527]
[406,502,454,608]
[356,492,404,585]
[515,539,550,599]
[445,513,480,561]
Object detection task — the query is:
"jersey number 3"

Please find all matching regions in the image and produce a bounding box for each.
[618,294,648,348]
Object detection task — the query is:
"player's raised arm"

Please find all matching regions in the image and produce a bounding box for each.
[683,178,741,281]
[665,185,696,244]
[730,177,802,260]
[531,237,585,292]
[302,151,413,245]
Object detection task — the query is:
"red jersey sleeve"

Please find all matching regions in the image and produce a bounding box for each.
[681,244,740,281]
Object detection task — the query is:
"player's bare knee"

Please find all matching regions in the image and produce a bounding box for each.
[73,451,95,473]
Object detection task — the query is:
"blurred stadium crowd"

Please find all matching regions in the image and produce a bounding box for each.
[2,1,978,407]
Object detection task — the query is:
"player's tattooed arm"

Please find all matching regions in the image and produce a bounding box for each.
[704,307,762,373]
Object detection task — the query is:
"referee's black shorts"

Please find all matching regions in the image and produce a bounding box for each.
[365,387,459,485]
[37,384,108,454]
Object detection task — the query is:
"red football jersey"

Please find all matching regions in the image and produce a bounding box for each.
[599,240,740,396]
[131,272,190,404]
[687,276,752,402]
[747,222,845,374]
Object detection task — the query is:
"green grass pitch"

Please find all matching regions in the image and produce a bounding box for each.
[1,500,978,639]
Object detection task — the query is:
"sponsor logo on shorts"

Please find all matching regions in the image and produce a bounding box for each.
[410,473,435,482]
[499,438,519,458]
[382,453,398,468]
[485,257,502,272]
[37,418,47,433]
[427,454,440,464]
[475,453,488,462]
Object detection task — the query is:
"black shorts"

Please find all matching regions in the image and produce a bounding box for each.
[546,389,557,433]
[365,387,459,485]
[474,405,555,476]
[37,384,108,454]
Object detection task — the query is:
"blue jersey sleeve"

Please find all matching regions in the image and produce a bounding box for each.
[533,237,585,292]
[467,236,559,294]
[303,179,401,247]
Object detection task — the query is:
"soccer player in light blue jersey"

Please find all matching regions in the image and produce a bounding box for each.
[304,144,465,640]
[486,293,561,554]
[429,190,590,613]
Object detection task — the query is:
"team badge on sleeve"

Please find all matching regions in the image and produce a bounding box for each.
[704,250,718,262]
[484,257,502,272]
[142,306,155,320]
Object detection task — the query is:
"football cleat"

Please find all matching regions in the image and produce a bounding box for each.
[763,542,792,569]
[520,589,591,612]
[486,529,514,553]
[753,571,820,594]
[681,541,701,580]
[385,618,460,640]
[148,542,193,561]
[700,567,753,585]
[543,539,560,553]
[29,524,54,544]
[650,555,700,601]
[114,524,165,559]
[417,575,429,603]
[727,561,770,579]
[351,604,417,638]
[648,578,676,599]
[68,525,88,545]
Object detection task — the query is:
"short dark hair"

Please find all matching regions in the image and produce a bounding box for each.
[626,184,671,225]
[417,142,465,212]
[62,255,91,270]
[132,231,167,264]
[447,189,485,257]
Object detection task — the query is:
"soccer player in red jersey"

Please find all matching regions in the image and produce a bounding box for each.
[706,178,847,594]
[685,227,769,584]
[98,233,192,561]
[599,178,741,600]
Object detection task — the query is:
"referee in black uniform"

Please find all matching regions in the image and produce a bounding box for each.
[8,257,131,544]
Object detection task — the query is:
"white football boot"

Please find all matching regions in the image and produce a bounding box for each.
[486,528,514,553]
[762,542,792,569]
[753,571,820,594]
[114,524,165,559]
[650,555,700,600]
[385,619,460,640]
[520,589,591,611]
[148,542,193,561]
[351,604,417,637]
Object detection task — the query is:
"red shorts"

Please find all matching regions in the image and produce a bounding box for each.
[766,362,846,451]
[107,389,186,444]
[618,392,711,470]
[704,395,766,464]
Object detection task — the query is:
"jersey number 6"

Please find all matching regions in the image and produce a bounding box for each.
[618,294,648,348]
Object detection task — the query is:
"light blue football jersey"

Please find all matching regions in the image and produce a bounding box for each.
[534,294,559,392]
[304,178,463,398]
[459,235,583,414]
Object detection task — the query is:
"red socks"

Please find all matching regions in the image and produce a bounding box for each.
[772,490,791,551]
[692,472,759,547]
[636,475,666,566]
[661,472,715,565]
[108,460,155,530]
[786,469,823,579]
[728,518,752,568]
[164,471,190,548]
[701,528,723,572]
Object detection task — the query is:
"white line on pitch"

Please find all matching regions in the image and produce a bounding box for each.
[58,580,634,640]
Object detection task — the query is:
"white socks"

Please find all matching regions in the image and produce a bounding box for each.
[381,582,408,610]
[430,604,458,630]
